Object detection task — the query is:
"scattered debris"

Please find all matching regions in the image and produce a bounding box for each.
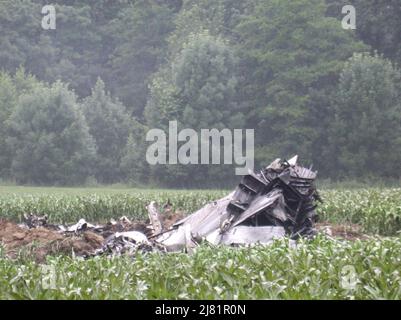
[0,213,156,261]
[62,218,103,233]
[21,213,49,229]
[92,231,155,257]
[2,156,362,261]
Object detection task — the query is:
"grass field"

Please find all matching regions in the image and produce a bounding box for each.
[0,186,400,299]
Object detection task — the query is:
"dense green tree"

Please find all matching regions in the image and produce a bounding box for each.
[7,82,96,185]
[12,67,43,95]
[0,0,399,185]
[145,32,243,186]
[168,0,248,54]
[82,79,132,183]
[120,124,150,185]
[329,53,401,178]
[326,0,401,67]
[107,0,176,116]
[235,0,366,168]
[0,72,17,179]
[39,4,104,97]
[173,32,242,130]
[0,1,132,98]
[0,1,39,69]
[0,68,42,179]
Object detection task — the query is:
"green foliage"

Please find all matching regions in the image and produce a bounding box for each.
[0,72,17,178]
[6,82,96,185]
[0,0,181,114]
[329,53,401,178]
[0,1,101,97]
[235,0,366,167]
[0,0,400,185]
[319,188,401,236]
[327,0,401,68]
[0,1,42,73]
[120,128,150,185]
[145,32,243,186]
[1,237,401,299]
[172,33,241,130]
[0,68,42,178]
[107,0,176,115]
[168,0,246,53]
[82,79,132,184]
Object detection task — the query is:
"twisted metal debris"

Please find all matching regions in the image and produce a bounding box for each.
[154,155,321,251]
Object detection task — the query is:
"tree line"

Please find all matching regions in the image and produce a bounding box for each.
[0,0,400,187]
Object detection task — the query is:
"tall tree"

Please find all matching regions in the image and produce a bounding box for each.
[82,79,132,183]
[0,1,133,98]
[326,0,401,67]
[168,0,247,51]
[0,68,41,179]
[235,0,366,169]
[120,123,150,185]
[145,32,243,186]
[0,72,17,179]
[329,53,401,178]
[107,0,176,116]
[0,1,43,72]
[7,81,96,185]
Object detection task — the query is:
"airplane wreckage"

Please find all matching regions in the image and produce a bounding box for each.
[153,155,320,251]
[4,156,321,258]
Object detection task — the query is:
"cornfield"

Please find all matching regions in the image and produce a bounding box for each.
[0,188,400,236]
[1,236,400,299]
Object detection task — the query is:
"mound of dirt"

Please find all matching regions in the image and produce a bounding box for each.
[0,220,104,262]
[0,220,63,248]
[52,232,104,257]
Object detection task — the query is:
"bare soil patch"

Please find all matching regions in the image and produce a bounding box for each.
[0,219,105,262]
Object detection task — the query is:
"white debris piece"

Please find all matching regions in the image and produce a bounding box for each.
[156,225,193,252]
[114,231,150,244]
[66,219,101,232]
